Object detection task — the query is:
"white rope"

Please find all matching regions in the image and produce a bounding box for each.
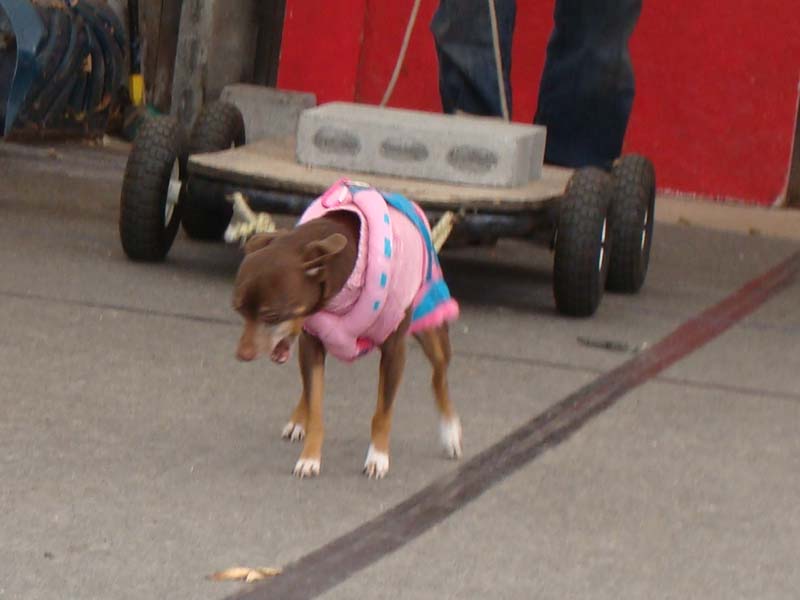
[224,192,276,245]
[432,211,456,252]
[224,191,455,251]
[380,0,509,121]
[380,0,424,107]
[487,0,510,121]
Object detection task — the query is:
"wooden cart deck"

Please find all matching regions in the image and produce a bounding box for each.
[188,138,573,212]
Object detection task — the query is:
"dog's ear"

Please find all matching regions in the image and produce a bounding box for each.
[302,233,348,279]
[244,231,284,254]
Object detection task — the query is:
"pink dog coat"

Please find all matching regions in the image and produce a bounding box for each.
[299,179,459,361]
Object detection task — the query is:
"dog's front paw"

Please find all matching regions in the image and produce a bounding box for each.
[363,444,389,479]
[293,457,320,478]
[440,416,463,459]
[282,421,306,442]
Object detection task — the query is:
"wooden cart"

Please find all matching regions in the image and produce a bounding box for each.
[119,102,656,316]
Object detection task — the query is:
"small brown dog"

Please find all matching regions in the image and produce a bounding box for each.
[233,180,462,478]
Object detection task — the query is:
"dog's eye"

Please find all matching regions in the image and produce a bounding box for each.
[260,312,281,325]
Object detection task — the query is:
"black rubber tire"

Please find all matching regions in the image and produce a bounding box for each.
[119,116,186,261]
[180,101,246,241]
[606,154,656,293]
[553,167,614,317]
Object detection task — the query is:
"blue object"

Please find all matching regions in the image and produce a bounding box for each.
[411,279,453,322]
[347,183,438,280]
[345,184,454,324]
[380,191,437,281]
[379,190,455,323]
[0,0,45,136]
[430,0,642,169]
[534,0,642,169]
[430,0,515,118]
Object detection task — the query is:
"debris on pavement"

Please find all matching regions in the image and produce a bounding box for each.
[208,566,282,583]
[577,336,648,354]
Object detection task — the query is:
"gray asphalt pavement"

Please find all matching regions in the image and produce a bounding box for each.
[1,142,798,600]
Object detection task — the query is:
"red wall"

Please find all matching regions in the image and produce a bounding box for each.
[279,1,800,205]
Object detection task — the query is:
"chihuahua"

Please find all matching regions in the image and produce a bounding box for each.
[233,180,462,479]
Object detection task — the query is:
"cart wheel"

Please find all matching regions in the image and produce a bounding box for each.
[553,167,613,317]
[119,115,186,261]
[181,101,246,241]
[606,154,656,293]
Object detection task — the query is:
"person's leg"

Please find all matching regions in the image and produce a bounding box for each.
[430,0,516,117]
[534,0,642,169]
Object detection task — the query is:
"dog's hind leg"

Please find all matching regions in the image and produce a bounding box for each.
[364,312,412,479]
[414,324,463,459]
[293,331,327,478]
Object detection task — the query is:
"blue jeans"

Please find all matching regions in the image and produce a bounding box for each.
[431,0,642,169]
[430,0,516,118]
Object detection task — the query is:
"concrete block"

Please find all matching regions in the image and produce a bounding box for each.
[220,84,317,141]
[296,103,547,187]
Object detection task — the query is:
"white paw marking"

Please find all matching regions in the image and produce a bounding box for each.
[363,444,389,479]
[293,457,320,478]
[281,421,305,442]
[440,416,463,459]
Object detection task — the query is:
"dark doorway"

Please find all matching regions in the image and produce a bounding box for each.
[253,0,286,87]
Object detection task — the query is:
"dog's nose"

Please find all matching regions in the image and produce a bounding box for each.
[236,344,257,362]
